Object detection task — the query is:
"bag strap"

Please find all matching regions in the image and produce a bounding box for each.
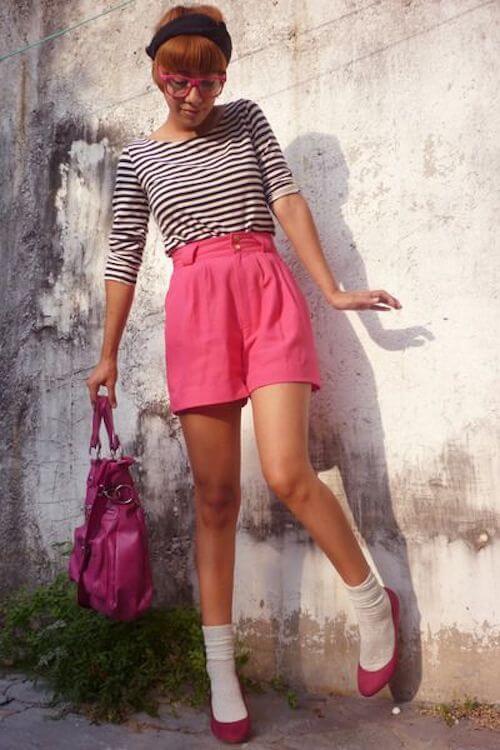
[76,459,112,609]
[89,395,121,455]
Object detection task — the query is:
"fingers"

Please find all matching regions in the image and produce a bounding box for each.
[87,382,117,408]
[330,289,402,311]
[106,383,117,409]
[370,289,402,308]
[86,379,98,407]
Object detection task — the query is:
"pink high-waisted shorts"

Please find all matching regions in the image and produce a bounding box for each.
[164,230,322,415]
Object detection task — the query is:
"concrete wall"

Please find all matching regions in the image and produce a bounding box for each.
[1,0,499,703]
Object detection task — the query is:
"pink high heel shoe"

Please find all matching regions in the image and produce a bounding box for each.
[209,674,252,744]
[357,586,400,697]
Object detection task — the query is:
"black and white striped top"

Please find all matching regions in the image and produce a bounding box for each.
[104,98,301,285]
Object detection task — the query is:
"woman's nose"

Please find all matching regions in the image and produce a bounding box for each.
[186,86,203,106]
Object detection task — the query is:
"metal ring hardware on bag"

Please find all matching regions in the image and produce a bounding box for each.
[89,444,124,460]
[98,482,138,505]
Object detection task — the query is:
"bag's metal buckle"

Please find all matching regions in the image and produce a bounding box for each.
[110,445,124,460]
[89,444,123,460]
[99,483,136,504]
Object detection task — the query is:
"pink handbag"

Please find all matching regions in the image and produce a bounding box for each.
[68,394,153,621]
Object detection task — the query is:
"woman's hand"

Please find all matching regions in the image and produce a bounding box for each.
[326,289,402,311]
[85,357,118,408]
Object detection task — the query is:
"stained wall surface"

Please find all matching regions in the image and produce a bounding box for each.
[1,0,499,703]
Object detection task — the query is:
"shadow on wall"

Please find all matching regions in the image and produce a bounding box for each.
[242,130,435,702]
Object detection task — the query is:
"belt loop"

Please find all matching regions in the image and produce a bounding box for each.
[260,233,272,253]
[181,243,199,265]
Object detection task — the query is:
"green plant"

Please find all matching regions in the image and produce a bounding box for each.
[0,573,215,723]
[419,695,500,730]
[268,674,298,708]
[0,569,307,724]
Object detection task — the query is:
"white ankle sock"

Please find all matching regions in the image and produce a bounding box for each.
[344,569,395,671]
[201,623,248,722]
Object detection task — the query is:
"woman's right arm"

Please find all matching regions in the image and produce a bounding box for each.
[86,144,151,408]
[86,281,135,407]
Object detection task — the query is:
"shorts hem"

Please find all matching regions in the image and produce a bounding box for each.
[247,375,322,395]
[169,388,250,415]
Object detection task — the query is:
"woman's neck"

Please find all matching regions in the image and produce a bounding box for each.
[156,104,224,141]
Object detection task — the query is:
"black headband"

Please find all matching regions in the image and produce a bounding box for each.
[145,13,232,64]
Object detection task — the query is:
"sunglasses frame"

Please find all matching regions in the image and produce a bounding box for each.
[158,71,227,99]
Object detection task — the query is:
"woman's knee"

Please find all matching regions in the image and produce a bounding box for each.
[194,480,241,526]
[263,463,316,505]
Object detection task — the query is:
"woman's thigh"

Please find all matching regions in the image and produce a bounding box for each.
[250,382,314,497]
[178,401,243,497]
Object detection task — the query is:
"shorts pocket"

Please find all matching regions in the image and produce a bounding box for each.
[269,253,312,321]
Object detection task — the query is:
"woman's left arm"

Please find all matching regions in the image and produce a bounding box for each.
[271,193,402,312]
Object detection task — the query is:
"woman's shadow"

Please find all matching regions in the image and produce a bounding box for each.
[264,131,433,702]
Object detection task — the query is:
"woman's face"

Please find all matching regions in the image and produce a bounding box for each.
[161,69,223,126]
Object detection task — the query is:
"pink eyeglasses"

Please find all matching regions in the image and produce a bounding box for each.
[158,72,227,99]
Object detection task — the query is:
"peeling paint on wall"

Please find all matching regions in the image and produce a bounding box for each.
[1,0,499,704]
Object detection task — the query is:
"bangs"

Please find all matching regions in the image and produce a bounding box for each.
[153,35,227,87]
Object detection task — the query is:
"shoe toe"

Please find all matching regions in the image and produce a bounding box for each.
[209,680,252,744]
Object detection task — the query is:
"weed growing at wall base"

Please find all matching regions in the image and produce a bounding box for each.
[0,572,252,723]
[418,696,500,731]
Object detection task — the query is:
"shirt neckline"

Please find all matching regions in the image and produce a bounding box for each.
[138,100,237,146]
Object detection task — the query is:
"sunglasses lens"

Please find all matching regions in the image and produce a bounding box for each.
[165,76,224,99]
[200,80,223,97]
[167,77,190,96]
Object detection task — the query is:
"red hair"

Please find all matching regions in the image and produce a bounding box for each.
[150,4,229,90]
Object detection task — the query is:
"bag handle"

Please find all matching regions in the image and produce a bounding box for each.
[89,394,122,457]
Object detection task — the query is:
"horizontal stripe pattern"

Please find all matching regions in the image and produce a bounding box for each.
[104,98,301,285]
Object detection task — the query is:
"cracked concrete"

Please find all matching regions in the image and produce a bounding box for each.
[0,671,498,749]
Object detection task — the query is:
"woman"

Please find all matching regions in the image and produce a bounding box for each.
[86,4,403,744]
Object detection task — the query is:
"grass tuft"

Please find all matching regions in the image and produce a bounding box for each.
[0,572,251,723]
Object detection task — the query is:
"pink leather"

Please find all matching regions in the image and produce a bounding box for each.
[68,395,153,621]
[357,586,400,697]
[209,674,252,744]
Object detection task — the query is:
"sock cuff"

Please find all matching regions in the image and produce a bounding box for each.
[344,569,374,590]
[202,623,234,637]
[202,623,235,660]
[344,568,389,615]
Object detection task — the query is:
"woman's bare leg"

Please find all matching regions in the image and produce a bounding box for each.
[250,383,370,585]
[178,399,249,723]
[250,383,396,676]
[178,400,245,624]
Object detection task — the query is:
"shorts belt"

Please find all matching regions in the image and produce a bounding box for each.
[173,231,276,267]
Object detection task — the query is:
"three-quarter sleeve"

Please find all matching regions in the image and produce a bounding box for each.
[245,98,301,206]
[104,145,151,286]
